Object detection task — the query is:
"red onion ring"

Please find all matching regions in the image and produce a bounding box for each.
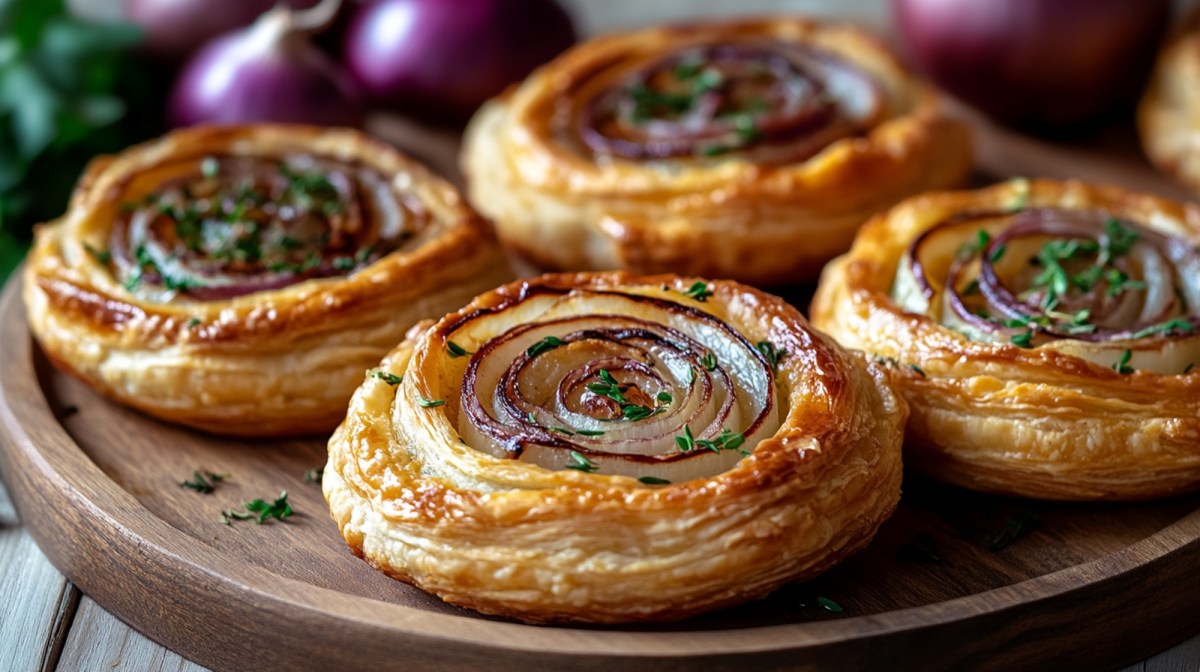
[454,287,778,480]
[107,154,427,300]
[575,42,880,161]
[906,208,1200,344]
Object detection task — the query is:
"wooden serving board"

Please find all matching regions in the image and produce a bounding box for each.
[3,108,1200,672]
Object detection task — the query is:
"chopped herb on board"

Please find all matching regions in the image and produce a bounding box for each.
[303,467,324,484]
[221,491,292,525]
[180,470,229,494]
[989,510,1038,550]
[898,533,942,563]
[816,597,844,613]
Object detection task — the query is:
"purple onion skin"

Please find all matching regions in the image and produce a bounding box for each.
[168,23,364,128]
[343,0,577,123]
[892,0,1169,130]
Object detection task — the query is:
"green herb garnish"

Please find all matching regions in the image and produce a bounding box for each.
[675,425,696,452]
[565,451,598,473]
[756,341,785,375]
[683,281,713,302]
[700,352,718,371]
[695,428,747,455]
[638,476,672,485]
[1102,217,1139,262]
[303,467,323,484]
[989,510,1038,550]
[1011,330,1034,348]
[417,396,445,408]
[816,597,844,613]
[525,336,565,358]
[446,341,472,358]
[180,470,228,494]
[83,243,111,264]
[222,491,293,525]
[1113,349,1134,375]
[586,369,662,422]
[370,369,403,385]
[1130,319,1194,340]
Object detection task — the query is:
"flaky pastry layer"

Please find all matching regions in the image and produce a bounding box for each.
[324,272,905,622]
[1140,8,1200,195]
[811,179,1200,500]
[24,125,512,436]
[461,17,971,285]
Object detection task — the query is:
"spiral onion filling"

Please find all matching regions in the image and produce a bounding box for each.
[101,155,428,300]
[575,43,881,161]
[894,207,1200,374]
[453,289,781,483]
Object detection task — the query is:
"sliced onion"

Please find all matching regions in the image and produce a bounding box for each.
[107,154,426,301]
[572,42,880,162]
[450,287,779,483]
[895,206,1200,373]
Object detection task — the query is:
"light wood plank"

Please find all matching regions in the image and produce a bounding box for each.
[57,598,207,672]
[0,481,78,672]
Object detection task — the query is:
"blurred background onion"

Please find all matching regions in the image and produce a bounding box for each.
[893,0,1171,130]
[166,0,363,128]
[343,0,577,123]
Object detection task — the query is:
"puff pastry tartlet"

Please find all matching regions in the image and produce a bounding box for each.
[1140,8,1200,194]
[462,18,971,285]
[812,179,1200,501]
[325,272,905,622]
[24,124,512,436]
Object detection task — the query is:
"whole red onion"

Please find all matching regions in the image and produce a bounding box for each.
[893,0,1170,129]
[343,0,577,123]
[168,1,363,128]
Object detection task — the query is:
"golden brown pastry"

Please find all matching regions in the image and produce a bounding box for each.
[1140,8,1200,194]
[324,272,906,623]
[24,124,512,437]
[461,17,971,285]
[811,179,1200,501]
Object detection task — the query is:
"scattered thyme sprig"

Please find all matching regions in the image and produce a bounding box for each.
[221,491,293,525]
[180,470,229,494]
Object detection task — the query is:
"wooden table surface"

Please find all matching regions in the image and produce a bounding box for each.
[5,1,1200,669]
[1,471,1198,671]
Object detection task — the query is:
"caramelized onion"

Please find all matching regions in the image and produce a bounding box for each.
[572,43,881,162]
[445,285,779,482]
[106,154,427,301]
